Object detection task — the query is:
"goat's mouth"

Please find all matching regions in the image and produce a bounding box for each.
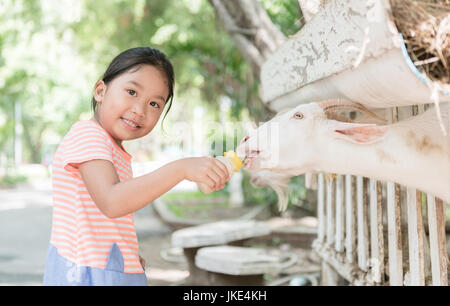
[243,149,261,169]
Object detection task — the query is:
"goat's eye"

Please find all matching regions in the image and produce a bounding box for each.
[293,112,303,119]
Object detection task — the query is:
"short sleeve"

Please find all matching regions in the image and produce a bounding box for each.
[61,122,114,174]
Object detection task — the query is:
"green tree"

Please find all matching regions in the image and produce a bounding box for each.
[0,0,302,166]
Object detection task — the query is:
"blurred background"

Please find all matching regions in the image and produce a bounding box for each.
[0,0,312,207]
[0,0,317,285]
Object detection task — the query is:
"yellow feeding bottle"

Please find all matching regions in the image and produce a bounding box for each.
[197,150,243,194]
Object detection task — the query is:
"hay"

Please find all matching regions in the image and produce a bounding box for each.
[390,0,450,85]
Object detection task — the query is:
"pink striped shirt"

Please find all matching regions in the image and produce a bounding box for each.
[49,120,143,273]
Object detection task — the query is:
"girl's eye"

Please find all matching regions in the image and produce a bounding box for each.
[293,112,304,119]
[127,89,137,97]
[149,101,160,109]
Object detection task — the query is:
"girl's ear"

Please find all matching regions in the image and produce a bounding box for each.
[330,121,388,144]
[94,80,107,103]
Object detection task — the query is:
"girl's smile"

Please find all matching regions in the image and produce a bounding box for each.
[121,117,141,130]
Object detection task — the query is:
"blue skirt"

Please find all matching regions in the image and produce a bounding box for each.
[43,244,148,286]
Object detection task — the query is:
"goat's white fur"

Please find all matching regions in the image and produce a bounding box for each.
[249,170,292,211]
[239,101,450,205]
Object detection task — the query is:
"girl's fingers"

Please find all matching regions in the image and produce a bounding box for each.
[214,160,230,181]
[207,171,221,188]
[211,165,227,187]
[204,175,216,189]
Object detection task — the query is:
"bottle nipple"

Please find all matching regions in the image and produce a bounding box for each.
[224,151,243,172]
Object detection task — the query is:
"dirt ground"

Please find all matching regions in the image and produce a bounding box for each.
[135,205,320,286]
[134,206,190,286]
[140,233,190,286]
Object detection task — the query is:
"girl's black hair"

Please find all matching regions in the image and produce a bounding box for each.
[92,46,174,127]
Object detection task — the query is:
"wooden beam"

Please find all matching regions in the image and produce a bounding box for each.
[387,181,403,285]
[406,188,425,285]
[318,173,325,242]
[335,175,344,252]
[345,175,356,263]
[369,179,384,283]
[357,176,369,271]
[313,240,374,285]
[427,196,448,286]
[326,176,335,246]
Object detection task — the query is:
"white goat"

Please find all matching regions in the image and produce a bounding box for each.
[238,100,450,205]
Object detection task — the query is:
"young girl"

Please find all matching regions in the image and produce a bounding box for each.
[43,47,230,286]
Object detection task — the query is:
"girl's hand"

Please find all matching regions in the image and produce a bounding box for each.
[181,157,230,191]
[139,255,146,268]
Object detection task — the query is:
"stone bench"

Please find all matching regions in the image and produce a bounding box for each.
[171,220,271,285]
[195,245,298,285]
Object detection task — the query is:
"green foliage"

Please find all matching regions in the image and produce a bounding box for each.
[0,174,27,187]
[161,189,228,201]
[162,189,230,219]
[241,170,278,207]
[241,171,309,213]
[0,0,93,165]
[166,200,229,219]
[260,0,303,36]
[0,0,302,179]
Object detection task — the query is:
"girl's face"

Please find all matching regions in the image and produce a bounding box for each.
[93,64,169,145]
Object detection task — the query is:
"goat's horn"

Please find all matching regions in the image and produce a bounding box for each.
[319,99,387,123]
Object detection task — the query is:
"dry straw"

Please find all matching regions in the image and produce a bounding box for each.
[390,0,450,85]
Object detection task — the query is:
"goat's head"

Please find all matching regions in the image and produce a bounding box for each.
[237,99,388,173]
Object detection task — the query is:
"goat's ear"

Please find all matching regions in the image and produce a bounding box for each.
[331,122,388,144]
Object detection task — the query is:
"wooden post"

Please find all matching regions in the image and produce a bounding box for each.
[335,175,344,252]
[326,176,335,246]
[345,175,356,263]
[357,176,369,271]
[385,106,403,286]
[369,179,384,283]
[427,196,448,286]
[387,181,403,285]
[406,188,425,285]
[318,173,325,242]
[321,261,340,286]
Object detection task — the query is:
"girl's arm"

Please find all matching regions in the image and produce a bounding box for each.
[79,157,229,218]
